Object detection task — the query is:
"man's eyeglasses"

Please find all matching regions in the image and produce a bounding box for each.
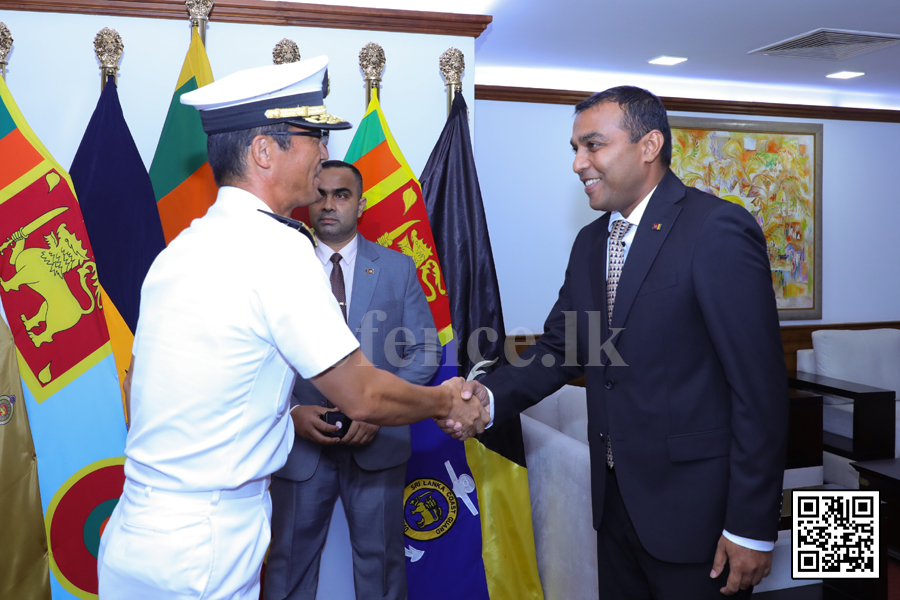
[267,130,329,145]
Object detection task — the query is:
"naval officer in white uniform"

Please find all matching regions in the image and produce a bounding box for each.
[97,57,488,600]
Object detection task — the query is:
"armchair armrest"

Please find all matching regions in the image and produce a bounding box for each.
[521,413,596,600]
[788,370,896,461]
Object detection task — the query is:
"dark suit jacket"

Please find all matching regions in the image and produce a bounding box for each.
[275,234,441,480]
[483,170,788,564]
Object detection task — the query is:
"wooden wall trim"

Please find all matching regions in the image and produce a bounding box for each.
[510,321,900,374]
[1,0,492,37]
[474,84,900,124]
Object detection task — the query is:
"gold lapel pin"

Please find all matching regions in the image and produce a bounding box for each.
[365,268,374,274]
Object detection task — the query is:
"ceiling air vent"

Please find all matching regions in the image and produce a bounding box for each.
[748,28,900,60]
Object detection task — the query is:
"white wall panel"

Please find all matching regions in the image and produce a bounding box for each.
[475,99,900,331]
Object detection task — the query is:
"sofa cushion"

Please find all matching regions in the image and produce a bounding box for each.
[556,386,588,445]
[812,329,900,394]
[522,388,562,433]
[812,329,900,457]
[796,349,816,374]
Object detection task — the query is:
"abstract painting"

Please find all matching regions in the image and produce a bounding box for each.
[669,117,823,320]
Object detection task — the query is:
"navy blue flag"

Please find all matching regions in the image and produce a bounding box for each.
[419,92,544,598]
[70,77,166,335]
[420,92,525,465]
[421,92,507,383]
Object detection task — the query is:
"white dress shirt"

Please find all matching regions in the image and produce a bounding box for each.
[315,233,359,316]
[127,186,359,492]
[605,187,654,277]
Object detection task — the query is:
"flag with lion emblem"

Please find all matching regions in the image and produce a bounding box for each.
[0,73,126,600]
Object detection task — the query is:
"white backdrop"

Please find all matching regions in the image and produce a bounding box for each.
[0,10,474,178]
[474,99,900,332]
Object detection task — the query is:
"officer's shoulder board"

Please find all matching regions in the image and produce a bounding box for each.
[258,209,318,247]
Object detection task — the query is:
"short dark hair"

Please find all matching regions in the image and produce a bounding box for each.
[207,122,295,187]
[574,86,671,167]
[320,160,364,198]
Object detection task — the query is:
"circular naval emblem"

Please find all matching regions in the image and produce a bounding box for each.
[403,477,458,542]
[0,394,14,425]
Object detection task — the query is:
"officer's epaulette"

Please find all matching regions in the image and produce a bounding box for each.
[258,209,318,247]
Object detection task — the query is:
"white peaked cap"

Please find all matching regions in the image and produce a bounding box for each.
[181,55,351,134]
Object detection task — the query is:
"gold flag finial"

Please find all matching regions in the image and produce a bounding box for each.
[273,39,300,65]
[359,42,385,109]
[440,48,465,116]
[0,23,13,80]
[94,27,124,91]
[186,0,213,47]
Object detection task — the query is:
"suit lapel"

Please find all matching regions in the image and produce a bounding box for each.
[610,170,684,329]
[348,236,380,336]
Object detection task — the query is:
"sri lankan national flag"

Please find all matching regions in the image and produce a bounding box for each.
[149,29,216,244]
[344,92,490,600]
[0,75,126,600]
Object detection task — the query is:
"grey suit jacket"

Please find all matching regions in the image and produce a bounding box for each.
[276,234,441,481]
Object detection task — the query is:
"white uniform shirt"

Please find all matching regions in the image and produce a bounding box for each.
[126,186,359,492]
[314,233,359,316]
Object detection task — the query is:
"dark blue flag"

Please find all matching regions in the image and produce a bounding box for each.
[70,77,166,334]
[420,91,520,466]
[420,92,507,384]
[419,92,543,597]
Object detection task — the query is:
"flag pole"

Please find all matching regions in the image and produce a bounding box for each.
[186,0,213,48]
[95,28,123,92]
[272,38,300,65]
[0,23,12,81]
[359,42,385,110]
[440,48,464,117]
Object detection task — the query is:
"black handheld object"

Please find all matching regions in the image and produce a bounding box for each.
[321,411,352,438]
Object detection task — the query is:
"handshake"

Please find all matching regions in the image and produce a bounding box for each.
[435,377,492,442]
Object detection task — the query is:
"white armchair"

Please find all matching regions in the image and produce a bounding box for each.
[795,328,900,488]
[521,385,596,600]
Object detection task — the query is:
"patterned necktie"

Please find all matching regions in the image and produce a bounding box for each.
[606,219,633,325]
[330,253,347,323]
[605,219,632,469]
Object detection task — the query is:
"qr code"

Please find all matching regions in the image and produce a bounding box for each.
[792,490,879,579]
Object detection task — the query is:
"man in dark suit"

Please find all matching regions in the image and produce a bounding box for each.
[265,160,440,600]
[457,87,788,598]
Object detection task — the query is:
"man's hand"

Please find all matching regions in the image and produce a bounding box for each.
[435,377,490,441]
[341,421,379,446]
[437,378,491,438]
[710,535,772,595]
[290,405,342,445]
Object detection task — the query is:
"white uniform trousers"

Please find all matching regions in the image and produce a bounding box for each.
[98,477,271,600]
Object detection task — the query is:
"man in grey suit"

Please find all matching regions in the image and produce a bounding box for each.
[265,160,441,600]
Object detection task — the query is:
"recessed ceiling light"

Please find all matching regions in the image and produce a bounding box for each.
[648,56,687,66]
[826,71,865,79]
